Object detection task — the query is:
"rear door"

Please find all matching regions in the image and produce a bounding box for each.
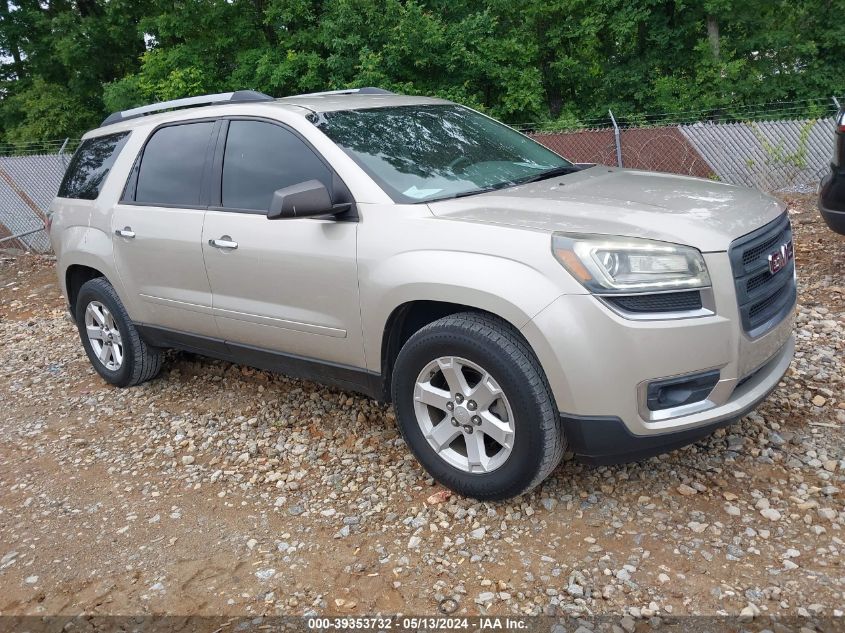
[112,120,219,337]
[201,118,364,368]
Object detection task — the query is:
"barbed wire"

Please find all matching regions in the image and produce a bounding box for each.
[512,96,843,133]
[0,94,842,153]
[0,138,80,157]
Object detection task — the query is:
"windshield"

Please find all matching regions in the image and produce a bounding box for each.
[313,104,572,203]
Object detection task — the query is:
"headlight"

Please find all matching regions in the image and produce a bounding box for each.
[552,233,710,294]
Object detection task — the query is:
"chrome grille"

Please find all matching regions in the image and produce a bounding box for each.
[728,213,796,337]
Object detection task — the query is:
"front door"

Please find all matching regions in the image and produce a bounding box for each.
[112,120,218,337]
[202,119,364,368]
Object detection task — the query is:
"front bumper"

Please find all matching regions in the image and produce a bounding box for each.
[560,335,793,464]
[521,249,796,460]
[819,170,845,235]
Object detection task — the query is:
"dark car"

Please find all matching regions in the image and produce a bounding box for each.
[819,108,845,235]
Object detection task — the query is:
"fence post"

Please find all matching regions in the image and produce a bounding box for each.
[833,96,841,110]
[58,137,69,168]
[609,110,623,167]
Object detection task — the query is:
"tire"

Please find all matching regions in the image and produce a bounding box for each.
[75,277,162,387]
[391,312,565,500]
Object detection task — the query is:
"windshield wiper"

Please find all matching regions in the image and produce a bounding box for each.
[516,164,583,184]
[429,180,517,202]
[425,165,583,203]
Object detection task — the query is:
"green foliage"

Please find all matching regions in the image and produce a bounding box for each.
[0,0,842,142]
[2,77,100,143]
[749,119,818,170]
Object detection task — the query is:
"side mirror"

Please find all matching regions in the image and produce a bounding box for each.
[267,180,350,219]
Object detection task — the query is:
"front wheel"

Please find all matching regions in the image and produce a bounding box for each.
[391,313,565,500]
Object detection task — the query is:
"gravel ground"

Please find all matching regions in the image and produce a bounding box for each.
[0,194,843,620]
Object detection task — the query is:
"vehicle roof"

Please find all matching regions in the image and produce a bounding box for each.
[87,93,453,139]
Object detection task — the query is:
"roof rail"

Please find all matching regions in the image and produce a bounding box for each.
[100,90,274,127]
[284,87,395,98]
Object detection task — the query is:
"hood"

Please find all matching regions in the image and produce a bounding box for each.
[426,167,786,252]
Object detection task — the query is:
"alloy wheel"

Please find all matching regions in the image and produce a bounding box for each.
[84,300,124,371]
[413,356,515,473]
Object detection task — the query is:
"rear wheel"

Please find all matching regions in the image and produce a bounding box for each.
[75,278,162,387]
[391,312,565,500]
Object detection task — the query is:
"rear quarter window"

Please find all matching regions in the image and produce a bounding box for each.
[58,132,130,200]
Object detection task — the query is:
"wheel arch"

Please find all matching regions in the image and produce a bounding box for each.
[57,223,124,318]
[65,264,106,318]
[363,248,569,386]
[378,299,544,403]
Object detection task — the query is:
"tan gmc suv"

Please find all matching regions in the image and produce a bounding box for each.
[50,88,797,500]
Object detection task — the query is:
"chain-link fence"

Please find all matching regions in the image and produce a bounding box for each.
[525,118,835,193]
[0,151,68,252]
[521,96,841,193]
[0,97,841,254]
[529,125,716,179]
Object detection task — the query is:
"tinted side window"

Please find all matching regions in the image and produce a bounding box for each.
[222,120,332,211]
[135,122,214,206]
[58,132,130,200]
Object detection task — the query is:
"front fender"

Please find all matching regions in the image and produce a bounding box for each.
[361,249,566,373]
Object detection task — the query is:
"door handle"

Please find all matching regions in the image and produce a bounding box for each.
[115,227,135,238]
[209,236,238,250]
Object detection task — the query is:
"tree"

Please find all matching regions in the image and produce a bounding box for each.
[1,0,841,142]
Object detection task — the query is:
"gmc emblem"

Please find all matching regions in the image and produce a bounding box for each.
[767,240,794,275]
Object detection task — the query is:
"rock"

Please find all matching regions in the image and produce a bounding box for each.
[760,508,782,521]
[818,508,837,521]
[740,603,760,620]
[24,575,38,584]
[812,395,826,406]
[408,535,422,549]
[334,525,351,539]
[619,616,636,633]
[769,432,786,447]
[255,568,276,581]
[181,455,195,465]
[469,527,486,539]
[567,583,584,597]
[677,484,697,496]
[476,591,495,604]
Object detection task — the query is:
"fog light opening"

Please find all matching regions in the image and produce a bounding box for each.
[646,370,720,412]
